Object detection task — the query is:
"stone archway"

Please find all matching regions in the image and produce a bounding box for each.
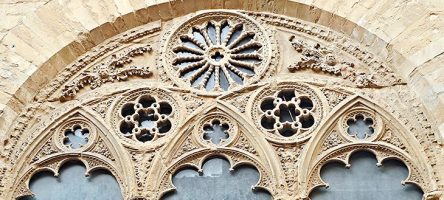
[0,1,443,200]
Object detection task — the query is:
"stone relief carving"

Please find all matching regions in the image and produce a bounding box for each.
[274,144,304,197]
[158,10,275,95]
[287,36,401,88]
[287,37,351,76]
[319,87,351,110]
[111,88,179,146]
[1,10,442,200]
[60,45,153,101]
[251,82,323,143]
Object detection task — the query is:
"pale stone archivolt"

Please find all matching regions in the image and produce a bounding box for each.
[310,151,423,200]
[162,157,271,200]
[20,161,123,200]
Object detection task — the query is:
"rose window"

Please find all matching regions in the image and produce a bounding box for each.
[161,11,272,93]
[118,94,174,142]
[258,89,318,138]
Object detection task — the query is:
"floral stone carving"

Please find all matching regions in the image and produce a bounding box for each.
[3,9,441,200]
[287,36,402,88]
[118,94,174,143]
[60,45,153,101]
[112,88,178,145]
[160,10,272,94]
[252,82,322,142]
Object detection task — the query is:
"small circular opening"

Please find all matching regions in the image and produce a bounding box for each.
[211,51,224,62]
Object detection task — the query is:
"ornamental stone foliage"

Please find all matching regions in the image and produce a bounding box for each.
[0,9,443,200]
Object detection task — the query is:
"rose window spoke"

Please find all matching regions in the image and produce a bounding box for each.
[173,21,262,91]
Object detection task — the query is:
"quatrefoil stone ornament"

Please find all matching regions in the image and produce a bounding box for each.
[259,89,316,137]
[160,10,272,94]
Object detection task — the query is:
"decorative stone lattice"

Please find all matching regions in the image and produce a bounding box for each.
[3,9,441,200]
[63,125,89,149]
[160,10,272,94]
[260,89,316,137]
[194,111,238,147]
[118,94,174,143]
[252,83,322,142]
[346,113,375,139]
[339,108,381,141]
[54,118,97,152]
[203,120,230,145]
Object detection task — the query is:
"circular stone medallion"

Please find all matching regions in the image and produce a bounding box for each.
[160,10,272,95]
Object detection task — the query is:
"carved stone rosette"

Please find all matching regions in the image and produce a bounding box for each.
[251,81,323,143]
[158,10,274,95]
[193,111,238,147]
[111,88,180,147]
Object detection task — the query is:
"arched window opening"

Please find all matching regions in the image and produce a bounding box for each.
[162,157,271,200]
[19,161,123,200]
[310,151,423,200]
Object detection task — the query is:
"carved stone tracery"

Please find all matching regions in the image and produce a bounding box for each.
[251,82,323,142]
[1,9,442,200]
[159,10,274,95]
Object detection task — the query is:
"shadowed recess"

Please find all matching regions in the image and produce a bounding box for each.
[310,151,423,200]
[162,158,272,200]
[19,161,123,200]
[173,19,261,91]
[203,121,229,144]
[347,114,374,139]
[63,126,89,149]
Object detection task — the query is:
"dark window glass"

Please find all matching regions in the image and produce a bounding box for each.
[310,151,423,200]
[162,158,271,200]
[20,161,123,200]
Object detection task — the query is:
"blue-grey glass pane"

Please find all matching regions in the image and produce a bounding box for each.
[162,158,272,200]
[310,151,423,200]
[203,123,229,145]
[22,161,123,200]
